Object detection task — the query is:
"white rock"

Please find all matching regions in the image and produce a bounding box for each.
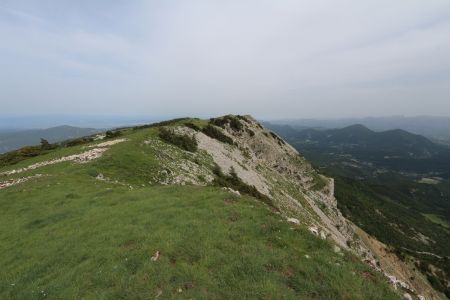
[398,280,410,290]
[403,293,413,300]
[287,218,300,225]
[223,187,241,196]
[151,251,160,261]
[308,226,319,236]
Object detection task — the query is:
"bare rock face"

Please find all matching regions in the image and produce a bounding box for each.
[179,116,361,250]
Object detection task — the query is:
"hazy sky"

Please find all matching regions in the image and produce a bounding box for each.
[1,1,450,119]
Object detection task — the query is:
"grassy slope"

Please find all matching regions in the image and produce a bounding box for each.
[423,214,450,231]
[0,124,400,299]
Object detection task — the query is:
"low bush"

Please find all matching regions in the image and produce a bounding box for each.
[269,132,285,145]
[236,115,249,122]
[0,143,58,168]
[105,130,122,139]
[210,115,243,131]
[62,137,94,147]
[212,165,273,207]
[202,125,234,145]
[158,127,197,152]
[209,117,228,128]
[40,139,58,150]
[185,123,201,131]
[311,173,327,191]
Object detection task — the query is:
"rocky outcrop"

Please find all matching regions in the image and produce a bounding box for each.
[178,116,360,250]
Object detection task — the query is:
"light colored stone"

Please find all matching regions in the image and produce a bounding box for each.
[308,226,319,236]
[287,218,300,225]
[0,174,43,190]
[403,293,413,300]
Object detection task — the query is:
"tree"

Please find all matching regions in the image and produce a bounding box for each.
[40,138,52,150]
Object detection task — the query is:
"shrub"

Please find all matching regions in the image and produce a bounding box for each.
[63,137,94,147]
[185,123,201,131]
[311,173,327,191]
[158,127,197,152]
[212,165,274,207]
[209,118,228,128]
[202,125,234,145]
[210,115,243,132]
[0,145,52,168]
[269,132,285,145]
[236,115,249,122]
[40,138,57,150]
[229,118,243,131]
[246,129,255,137]
[105,130,122,139]
[0,138,62,168]
[18,146,42,157]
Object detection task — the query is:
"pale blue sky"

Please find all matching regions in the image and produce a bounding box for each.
[1,0,450,118]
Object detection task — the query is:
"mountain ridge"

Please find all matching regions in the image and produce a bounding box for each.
[268,123,446,161]
[267,116,450,141]
[0,115,441,299]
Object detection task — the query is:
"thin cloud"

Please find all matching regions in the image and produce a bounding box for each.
[0,0,449,118]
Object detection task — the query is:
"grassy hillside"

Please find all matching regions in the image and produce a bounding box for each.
[0,120,400,299]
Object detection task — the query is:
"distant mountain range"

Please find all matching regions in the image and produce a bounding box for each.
[266,115,450,143]
[287,124,444,159]
[266,123,450,180]
[0,114,172,129]
[0,125,102,153]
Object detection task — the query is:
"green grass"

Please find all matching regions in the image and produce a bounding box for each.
[0,125,400,299]
[0,176,399,299]
[423,213,450,230]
